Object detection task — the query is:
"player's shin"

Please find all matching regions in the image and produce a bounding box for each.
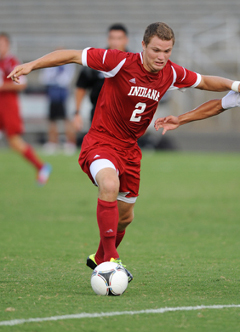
[96,198,119,262]
[95,229,125,265]
[23,145,43,170]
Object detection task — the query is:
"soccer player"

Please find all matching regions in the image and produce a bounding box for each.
[39,59,76,155]
[74,23,129,131]
[154,91,240,134]
[8,22,240,281]
[0,32,52,185]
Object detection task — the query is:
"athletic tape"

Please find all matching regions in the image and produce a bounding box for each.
[231,81,240,92]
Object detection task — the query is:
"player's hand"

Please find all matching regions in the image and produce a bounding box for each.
[73,113,84,132]
[154,115,180,135]
[7,63,33,84]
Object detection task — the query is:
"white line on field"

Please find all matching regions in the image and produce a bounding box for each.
[0,304,240,326]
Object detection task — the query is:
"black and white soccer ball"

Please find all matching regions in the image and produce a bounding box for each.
[91,261,128,296]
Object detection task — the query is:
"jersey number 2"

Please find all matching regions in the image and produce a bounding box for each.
[130,102,146,122]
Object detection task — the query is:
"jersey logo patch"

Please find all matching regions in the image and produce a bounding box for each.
[93,154,100,159]
[129,78,136,84]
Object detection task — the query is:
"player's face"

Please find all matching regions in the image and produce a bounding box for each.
[0,37,10,59]
[107,30,128,52]
[142,36,173,73]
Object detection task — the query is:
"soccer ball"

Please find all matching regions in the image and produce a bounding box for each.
[91,261,128,296]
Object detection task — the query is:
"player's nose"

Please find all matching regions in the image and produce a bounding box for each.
[157,52,165,61]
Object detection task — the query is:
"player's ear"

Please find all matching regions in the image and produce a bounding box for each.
[142,40,146,51]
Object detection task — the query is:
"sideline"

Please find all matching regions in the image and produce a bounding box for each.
[1,304,240,326]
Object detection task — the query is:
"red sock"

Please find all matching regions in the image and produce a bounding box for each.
[95,241,104,265]
[116,230,126,248]
[95,230,126,265]
[23,145,43,171]
[96,198,119,262]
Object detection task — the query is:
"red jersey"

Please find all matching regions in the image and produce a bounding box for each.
[82,48,201,145]
[0,54,21,111]
[0,54,26,136]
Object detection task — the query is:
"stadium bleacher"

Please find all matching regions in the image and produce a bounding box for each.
[0,0,239,61]
[1,0,240,149]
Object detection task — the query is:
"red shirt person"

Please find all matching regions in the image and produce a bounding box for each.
[0,51,24,136]
[0,32,51,185]
[8,22,240,280]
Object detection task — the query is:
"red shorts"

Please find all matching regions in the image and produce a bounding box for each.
[78,131,142,199]
[0,99,23,137]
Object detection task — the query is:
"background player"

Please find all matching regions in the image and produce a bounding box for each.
[74,23,129,132]
[0,32,51,185]
[7,22,240,280]
[39,56,76,155]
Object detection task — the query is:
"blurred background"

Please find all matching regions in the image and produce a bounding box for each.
[1,0,240,151]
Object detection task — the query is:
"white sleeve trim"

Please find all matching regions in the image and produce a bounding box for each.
[181,67,186,81]
[82,47,91,67]
[100,58,126,78]
[81,48,126,77]
[191,73,202,88]
[103,50,108,64]
[167,66,178,91]
[168,69,202,91]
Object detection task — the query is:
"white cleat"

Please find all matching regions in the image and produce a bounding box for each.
[37,163,52,186]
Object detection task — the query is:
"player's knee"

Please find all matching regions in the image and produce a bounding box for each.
[8,135,26,153]
[99,177,119,200]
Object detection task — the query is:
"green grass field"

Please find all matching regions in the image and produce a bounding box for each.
[0,149,240,331]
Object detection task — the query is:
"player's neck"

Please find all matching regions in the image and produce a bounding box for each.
[142,60,160,75]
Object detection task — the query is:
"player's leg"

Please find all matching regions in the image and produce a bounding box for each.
[43,101,59,154]
[116,200,135,247]
[94,166,120,263]
[48,101,59,144]
[87,194,134,283]
[118,200,135,231]
[8,134,43,170]
[63,119,76,155]
[48,121,58,144]
[8,134,52,185]
[114,150,140,248]
[42,121,58,154]
[92,200,134,260]
[96,167,119,201]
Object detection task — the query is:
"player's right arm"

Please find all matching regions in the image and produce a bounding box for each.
[7,50,83,84]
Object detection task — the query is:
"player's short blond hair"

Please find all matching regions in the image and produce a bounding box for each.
[143,22,175,46]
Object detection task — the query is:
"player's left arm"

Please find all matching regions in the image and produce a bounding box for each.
[197,75,240,92]
[155,91,240,134]
[155,99,223,134]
